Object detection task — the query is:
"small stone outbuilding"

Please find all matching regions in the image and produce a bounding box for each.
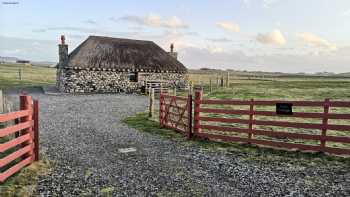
[56,35,188,93]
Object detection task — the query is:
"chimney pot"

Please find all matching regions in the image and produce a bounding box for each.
[61,35,66,45]
[170,43,174,53]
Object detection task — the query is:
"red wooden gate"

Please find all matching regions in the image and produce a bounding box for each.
[159,93,193,138]
[0,95,39,182]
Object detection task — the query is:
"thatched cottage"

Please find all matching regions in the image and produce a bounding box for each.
[56,35,188,93]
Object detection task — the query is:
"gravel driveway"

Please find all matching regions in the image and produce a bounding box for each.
[8,92,349,196]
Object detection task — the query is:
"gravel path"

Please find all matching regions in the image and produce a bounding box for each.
[10,93,349,196]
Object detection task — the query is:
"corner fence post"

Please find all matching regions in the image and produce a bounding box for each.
[33,100,39,161]
[248,98,255,141]
[321,98,330,151]
[20,95,33,161]
[194,89,203,137]
[187,91,193,139]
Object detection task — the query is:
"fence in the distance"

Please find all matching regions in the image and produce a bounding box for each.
[159,90,350,155]
[0,95,39,182]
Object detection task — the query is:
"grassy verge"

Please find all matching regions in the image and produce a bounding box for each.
[124,112,350,167]
[0,156,52,197]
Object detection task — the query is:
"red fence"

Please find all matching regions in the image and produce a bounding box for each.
[0,95,39,182]
[160,90,350,155]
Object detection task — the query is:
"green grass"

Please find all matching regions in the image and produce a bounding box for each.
[0,156,52,197]
[124,112,350,166]
[0,63,56,90]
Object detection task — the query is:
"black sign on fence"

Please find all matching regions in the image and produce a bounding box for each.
[276,103,293,115]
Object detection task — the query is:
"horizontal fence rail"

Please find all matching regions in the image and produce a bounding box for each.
[0,95,39,182]
[160,89,350,156]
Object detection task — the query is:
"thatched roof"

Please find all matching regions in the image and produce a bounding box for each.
[64,36,187,73]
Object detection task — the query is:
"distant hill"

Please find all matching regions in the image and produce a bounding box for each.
[0,56,19,63]
[0,56,56,67]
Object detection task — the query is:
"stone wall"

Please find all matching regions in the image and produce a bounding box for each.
[57,68,188,93]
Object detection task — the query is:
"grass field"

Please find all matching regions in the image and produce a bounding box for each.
[0,63,56,90]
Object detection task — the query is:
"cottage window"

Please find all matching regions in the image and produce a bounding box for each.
[128,72,138,82]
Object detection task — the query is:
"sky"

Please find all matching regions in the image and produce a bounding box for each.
[1,0,350,73]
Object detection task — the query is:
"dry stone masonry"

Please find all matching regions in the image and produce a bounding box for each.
[56,35,188,93]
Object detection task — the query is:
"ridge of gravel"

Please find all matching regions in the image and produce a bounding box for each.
[7,93,348,196]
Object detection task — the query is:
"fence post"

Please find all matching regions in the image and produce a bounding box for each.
[194,89,203,137]
[216,74,219,89]
[209,79,212,93]
[159,93,164,127]
[20,95,33,161]
[0,90,3,113]
[226,72,230,87]
[149,88,154,118]
[248,98,254,142]
[320,98,330,151]
[220,76,224,87]
[173,87,177,96]
[33,100,39,161]
[187,90,193,139]
[18,68,22,80]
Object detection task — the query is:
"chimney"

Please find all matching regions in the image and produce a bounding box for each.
[58,35,68,67]
[170,43,174,53]
[168,43,178,60]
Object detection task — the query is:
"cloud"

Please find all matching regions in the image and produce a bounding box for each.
[32,28,46,33]
[256,29,286,46]
[216,21,240,33]
[207,37,233,42]
[297,32,337,50]
[116,14,188,29]
[179,45,350,73]
[82,19,97,25]
[262,0,280,8]
[342,9,350,16]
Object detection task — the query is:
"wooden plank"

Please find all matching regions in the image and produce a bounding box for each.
[329,101,350,107]
[199,108,251,115]
[199,108,350,119]
[253,100,325,107]
[252,119,323,130]
[199,99,251,105]
[326,124,350,132]
[199,125,350,143]
[33,100,39,161]
[199,99,333,107]
[0,144,32,168]
[0,121,33,137]
[196,133,350,155]
[199,116,250,124]
[0,110,30,123]
[0,133,31,153]
[0,156,32,182]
